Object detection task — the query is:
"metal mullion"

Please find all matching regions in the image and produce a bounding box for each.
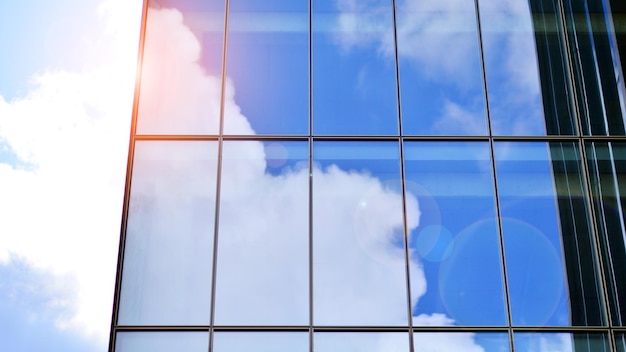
[213,326,311,332]
[491,135,580,141]
[308,1,314,352]
[115,326,211,332]
[108,0,150,351]
[221,135,309,141]
[312,135,402,141]
[473,0,514,350]
[400,135,490,141]
[389,1,415,352]
[134,134,220,141]
[209,1,231,351]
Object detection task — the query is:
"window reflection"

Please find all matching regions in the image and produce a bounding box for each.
[396,0,487,135]
[514,332,610,352]
[224,0,308,135]
[315,332,409,352]
[116,332,209,352]
[479,0,576,135]
[214,141,309,325]
[586,142,626,326]
[137,0,225,135]
[313,0,398,135]
[118,141,217,326]
[616,333,626,352]
[495,142,605,326]
[404,142,506,325]
[214,332,308,352]
[313,141,410,325]
[413,332,508,352]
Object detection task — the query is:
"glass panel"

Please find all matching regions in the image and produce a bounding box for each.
[115,332,209,352]
[315,333,409,352]
[564,0,626,135]
[214,332,308,352]
[137,0,225,135]
[224,0,308,135]
[404,142,506,326]
[313,141,408,325]
[514,332,610,352]
[616,333,626,352]
[585,142,626,325]
[118,141,217,325]
[495,142,605,326]
[214,141,309,325]
[312,0,398,135]
[396,0,487,135]
[413,332,509,352]
[479,0,577,135]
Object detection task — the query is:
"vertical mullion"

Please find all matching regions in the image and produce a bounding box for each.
[473,0,515,350]
[389,1,416,352]
[308,0,314,351]
[209,0,231,351]
[108,0,150,351]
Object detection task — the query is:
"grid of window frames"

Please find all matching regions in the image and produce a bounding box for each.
[109,0,626,351]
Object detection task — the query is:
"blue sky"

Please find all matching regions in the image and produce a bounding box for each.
[0,0,142,350]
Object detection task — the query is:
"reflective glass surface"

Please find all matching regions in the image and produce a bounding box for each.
[514,332,610,352]
[115,332,209,352]
[314,333,409,352]
[495,142,605,326]
[586,142,626,325]
[313,0,398,135]
[213,332,308,352]
[564,0,626,135]
[397,0,487,135]
[118,141,217,325]
[214,141,309,325]
[137,0,225,135]
[404,142,506,326]
[479,0,576,135]
[617,333,626,352]
[224,0,308,135]
[313,141,408,325]
[413,332,509,352]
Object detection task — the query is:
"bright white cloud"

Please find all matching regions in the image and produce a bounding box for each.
[0,0,142,344]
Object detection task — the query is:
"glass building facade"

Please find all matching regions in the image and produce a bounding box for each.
[109,0,626,351]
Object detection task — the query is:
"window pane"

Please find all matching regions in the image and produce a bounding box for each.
[137,0,225,135]
[214,141,309,325]
[115,332,209,352]
[404,142,506,326]
[616,333,626,352]
[312,0,398,135]
[118,141,217,325]
[479,0,577,135]
[495,142,605,326]
[313,141,408,325]
[514,333,610,352]
[214,332,308,352]
[564,0,626,135]
[586,142,626,325]
[397,0,487,135]
[315,333,409,352]
[224,0,308,135]
[413,332,509,352]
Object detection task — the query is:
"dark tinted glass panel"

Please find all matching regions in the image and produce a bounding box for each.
[214,332,308,352]
[312,0,398,135]
[315,333,409,352]
[115,332,209,352]
[586,142,626,325]
[137,0,225,135]
[514,332,610,352]
[397,0,487,135]
[479,0,577,135]
[404,142,506,326]
[495,142,605,326]
[616,333,626,352]
[313,141,408,325]
[224,0,308,135]
[118,141,217,325]
[214,141,308,325]
[564,0,626,135]
[413,332,509,352]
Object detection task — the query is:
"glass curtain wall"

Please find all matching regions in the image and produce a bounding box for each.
[110,0,626,351]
